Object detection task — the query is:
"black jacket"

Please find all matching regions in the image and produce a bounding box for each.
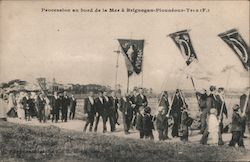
[84,97,95,115]
[136,94,148,107]
[109,96,118,112]
[119,97,133,116]
[94,97,105,114]
[61,96,70,109]
[143,113,154,134]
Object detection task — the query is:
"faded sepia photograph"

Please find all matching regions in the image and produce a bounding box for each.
[0,0,249,161]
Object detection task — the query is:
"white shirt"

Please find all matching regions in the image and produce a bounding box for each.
[104,96,109,102]
[89,96,94,105]
[99,97,103,104]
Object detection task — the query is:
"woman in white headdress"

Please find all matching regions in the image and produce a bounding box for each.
[16,93,25,120]
[207,108,219,145]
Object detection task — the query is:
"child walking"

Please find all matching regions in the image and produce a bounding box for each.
[229,104,244,148]
[143,106,154,140]
[156,106,168,141]
[136,106,145,139]
[180,108,189,143]
[207,108,219,145]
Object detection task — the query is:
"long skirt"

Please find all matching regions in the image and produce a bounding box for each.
[17,106,25,119]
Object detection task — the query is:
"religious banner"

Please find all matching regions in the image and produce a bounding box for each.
[218,29,250,71]
[118,39,144,76]
[169,30,198,65]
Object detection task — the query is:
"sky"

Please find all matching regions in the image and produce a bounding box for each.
[0,1,249,92]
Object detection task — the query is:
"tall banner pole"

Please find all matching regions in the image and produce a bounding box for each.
[127,75,130,93]
[114,47,120,91]
[242,67,250,116]
[219,68,231,121]
[141,70,144,87]
[190,76,199,102]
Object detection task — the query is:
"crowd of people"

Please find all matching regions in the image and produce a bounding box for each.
[4,91,77,123]
[1,86,249,147]
[83,86,250,147]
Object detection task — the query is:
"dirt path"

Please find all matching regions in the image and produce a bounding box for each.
[7,117,250,152]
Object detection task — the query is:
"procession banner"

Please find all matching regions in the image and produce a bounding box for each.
[118,39,144,76]
[169,30,198,65]
[218,29,250,71]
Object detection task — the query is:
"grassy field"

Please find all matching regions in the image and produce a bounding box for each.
[0,120,248,162]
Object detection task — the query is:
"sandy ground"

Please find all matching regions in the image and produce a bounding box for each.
[7,117,250,150]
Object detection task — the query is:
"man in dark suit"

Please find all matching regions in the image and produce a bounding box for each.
[109,91,119,131]
[119,93,133,134]
[36,93,46,123]
[170,89,187,138]
[130,90,138,127]
[83,91,96,132]
[159,91,170,139]
[136,88,148,108]
[69,94,77,120]
[50,91,60,123]
[61,91,70,122]
[103,91,114,132]
[21,92,30,121]
[94,91,106,133]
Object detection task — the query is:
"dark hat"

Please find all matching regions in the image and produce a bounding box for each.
[144,106,151,113]
[210,85,216,92]
[232,104,240,111]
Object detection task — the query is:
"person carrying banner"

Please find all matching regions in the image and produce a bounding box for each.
[119,92,133,134]
[130,89,138,128]
[214,87,228,145]
[170,89,187,138]
[200,86,217,145]
[83,91,96,132]
[158,91,170,139]
[196,89,208,134]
